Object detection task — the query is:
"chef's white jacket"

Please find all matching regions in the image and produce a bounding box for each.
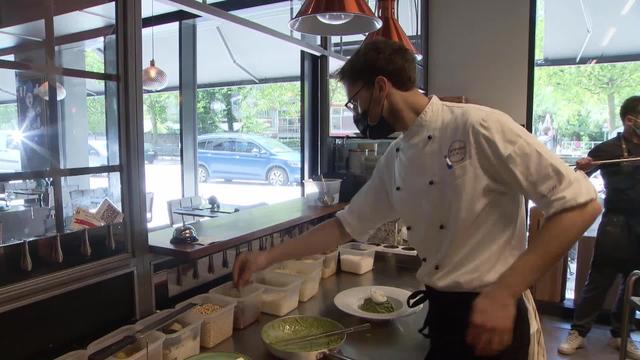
[336,96,597,292]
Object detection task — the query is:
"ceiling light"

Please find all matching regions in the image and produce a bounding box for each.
[289,0,382,36]
[362,0,421,59]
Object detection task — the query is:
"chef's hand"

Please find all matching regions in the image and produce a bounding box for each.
[233,251,270,288]
[575,157,594,172]
[466,286,517,356]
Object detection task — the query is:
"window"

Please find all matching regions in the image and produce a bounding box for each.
[212,140,234,152]
[142,22,181,228]
[195,16,303,207]
[531,0,640,301]
[236,141,261,153]
[0,0,125,287]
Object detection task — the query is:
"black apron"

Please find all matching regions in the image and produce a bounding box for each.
[593,134,640,269]
[408,287,530,360]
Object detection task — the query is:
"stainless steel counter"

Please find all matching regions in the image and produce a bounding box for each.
[206,253,430,359]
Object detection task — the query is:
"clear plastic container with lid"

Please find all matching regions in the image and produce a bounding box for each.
[321,249,338,278]
[339,242,376,274]
[86,325,165,360]
[271,258,322,302]
[136,308,202,360]
[177,293,236,349]
[253,270,302,316]
[209,282,263,329]
[55,350,87,360]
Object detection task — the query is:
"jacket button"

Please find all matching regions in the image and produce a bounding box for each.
[434,265,440,270]
[428,180,434,185]
[396,147,400,153]
[439,224,445,230]
[427,135,433,140]
[407,226,412,231]
[422,257,427,263]
[396,187,401,191]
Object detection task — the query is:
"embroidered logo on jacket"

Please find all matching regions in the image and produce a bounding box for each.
[448,140,467,164]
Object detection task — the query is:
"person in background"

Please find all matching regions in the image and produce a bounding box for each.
[559,95,640,359]
[234,39,601,359]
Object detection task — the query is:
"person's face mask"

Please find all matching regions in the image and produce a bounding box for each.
[345,85,394,139]
[630,116,640,136]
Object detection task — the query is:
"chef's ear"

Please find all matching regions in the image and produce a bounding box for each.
[373,76,389,98]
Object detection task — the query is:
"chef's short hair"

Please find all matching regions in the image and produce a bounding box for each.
[620,96,640,120]
[335,39,416,91]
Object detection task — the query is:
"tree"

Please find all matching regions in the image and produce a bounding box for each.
[144,92,179,144]
[86,96,106,136]
[0,104,18,130]
[85,49,104,73]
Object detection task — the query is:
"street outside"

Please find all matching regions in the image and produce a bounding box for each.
[144,158,301,228]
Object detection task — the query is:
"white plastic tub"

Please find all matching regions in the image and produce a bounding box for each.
[321,250,338,278]
[177,293,236,349]
[339,243,376,274]
[271,259,322,302]
[86,325,165,360]
[253,270,302,316]
[136,309,202,360]
[210,282,263,329]
[304,179,341,206]
[55,350,87,360]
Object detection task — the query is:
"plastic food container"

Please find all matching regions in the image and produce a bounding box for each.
[137,309,202,360]
[55,350,88,360]
[321,250,338,278]
[253,270,302,316]
[87,325,165,360]
[271,259,322,302]
[210,282,264,329]
[339,243,376,275]
[303,179,342,206]
[177,293,236,349]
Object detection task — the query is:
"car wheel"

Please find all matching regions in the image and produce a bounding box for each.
[267,167,288,186]
[198,165,209,183]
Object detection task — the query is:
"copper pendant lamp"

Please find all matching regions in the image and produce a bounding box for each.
[363,0,422,59]
[289,0,382,36]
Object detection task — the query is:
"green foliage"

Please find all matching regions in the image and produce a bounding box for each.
[329,79,347,106]
[144,91,180,143]
[196,82,301,136]
[85,50,105,73]
[87,96,106,135]
[0,103,17,130]
[533,63,640,144]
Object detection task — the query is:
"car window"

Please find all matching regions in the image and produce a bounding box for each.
[259,137,292,153]
[204,141,216,151]
[236,141,261,153]
[212,140,235,152]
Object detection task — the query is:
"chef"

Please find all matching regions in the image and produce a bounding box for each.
[233,39,601,359]
[558,95,640,358]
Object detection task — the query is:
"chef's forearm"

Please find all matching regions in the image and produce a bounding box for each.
[491,199,601,299]
[265,217,351,266]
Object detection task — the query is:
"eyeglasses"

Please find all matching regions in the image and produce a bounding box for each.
[344,85,365,113]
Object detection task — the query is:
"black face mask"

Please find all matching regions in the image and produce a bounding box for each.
[353,94,395,139]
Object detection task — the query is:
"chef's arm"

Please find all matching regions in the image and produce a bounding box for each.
[490,199,601,299]
[265,218,350,266]
[234,217,352,287]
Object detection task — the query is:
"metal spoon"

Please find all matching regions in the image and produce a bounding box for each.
[317,174,334,206]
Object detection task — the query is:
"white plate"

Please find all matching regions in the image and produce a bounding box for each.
[333,286,423,320]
